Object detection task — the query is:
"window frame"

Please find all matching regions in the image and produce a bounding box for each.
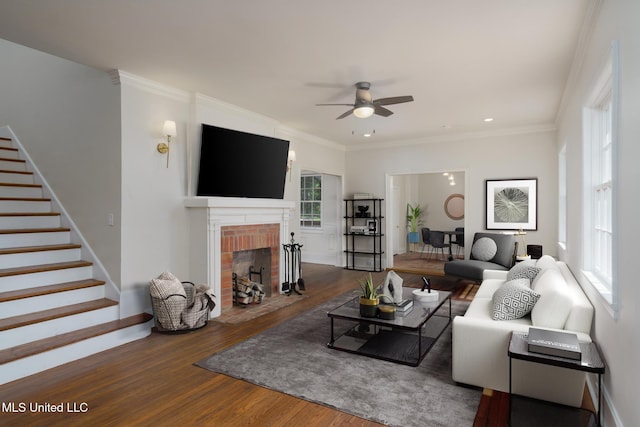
[581,41,619,316]
[300,174,323,230]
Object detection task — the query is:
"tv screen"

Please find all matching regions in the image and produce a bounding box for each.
[196,124,290,199]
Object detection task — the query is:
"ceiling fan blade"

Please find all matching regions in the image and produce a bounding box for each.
[373,95,414,106]
[336,109,354,120]
[316,103,355,106]
[374,105,394,117]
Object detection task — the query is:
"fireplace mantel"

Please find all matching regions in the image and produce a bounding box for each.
[185,197,295,318]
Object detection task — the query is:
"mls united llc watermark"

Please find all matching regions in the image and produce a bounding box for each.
[2,401,89,413]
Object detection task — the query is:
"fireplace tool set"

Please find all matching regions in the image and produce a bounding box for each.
[282,232,305,295]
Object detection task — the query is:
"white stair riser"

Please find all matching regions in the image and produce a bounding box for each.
[0,160,26,172]
[0,265,93,292]
[0,200,51,213]
[0,186,43,198]
[0,149,19,160]
[0,248,81,269]
[0,230,70,248]
[0,172,34,184]
[0,285,105,319]
[0,304,119,351]
[0,140,12,149]
[0,320,153,385]
[0,214,61,230]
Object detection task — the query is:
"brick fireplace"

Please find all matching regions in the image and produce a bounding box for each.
[185,197,295,318]
[221,223,280,307]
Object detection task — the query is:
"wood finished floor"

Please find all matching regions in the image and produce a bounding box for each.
[0,264,391,427]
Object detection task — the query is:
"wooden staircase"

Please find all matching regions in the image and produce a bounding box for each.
[0,133,153,385]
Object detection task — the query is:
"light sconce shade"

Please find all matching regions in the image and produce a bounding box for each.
[157,120,177,168]
[287,150,296,181]
[353,105,375,119]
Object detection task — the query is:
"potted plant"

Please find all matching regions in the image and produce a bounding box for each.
[407,203,423,243]
[358,273,379,318]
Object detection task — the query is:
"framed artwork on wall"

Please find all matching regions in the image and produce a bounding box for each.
[486,178,537,230]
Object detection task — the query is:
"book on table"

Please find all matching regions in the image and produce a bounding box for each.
[380,299,413,312]
[527,327,582,360]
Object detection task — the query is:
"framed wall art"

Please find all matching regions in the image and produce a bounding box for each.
[486,178,537,230]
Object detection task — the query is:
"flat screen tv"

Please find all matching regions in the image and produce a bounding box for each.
[196,123,290,199]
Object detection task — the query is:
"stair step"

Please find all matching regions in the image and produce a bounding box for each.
[0,227,70,235]
[0,182,42,198]
[0,312,153,365]
[0,278,103,302]
[0,212,61,230]
[0,197,52,213]
[0,147,19,160]
[0,243,81,256]
[0,298,118,333]
[0,158,26,172]
[0,170,35,185]
[0,260,92,278]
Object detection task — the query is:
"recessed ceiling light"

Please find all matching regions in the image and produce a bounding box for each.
[483,117,494,122]
[450,181,456,186]
[443,172,449,176]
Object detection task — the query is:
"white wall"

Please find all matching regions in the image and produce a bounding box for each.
[556,1,640,425]
[117,73,192,316]
[115,86,346,315]
[345,130,557,268]
[0,39,122,283]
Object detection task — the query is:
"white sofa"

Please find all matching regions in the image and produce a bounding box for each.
[452,255,594,407]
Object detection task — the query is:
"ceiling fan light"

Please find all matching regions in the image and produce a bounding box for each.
[353,105,375,118]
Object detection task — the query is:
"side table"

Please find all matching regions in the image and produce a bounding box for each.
[508,331,605,427]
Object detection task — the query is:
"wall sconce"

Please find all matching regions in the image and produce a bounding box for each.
[157,120,177,168]
[287,150,296,181]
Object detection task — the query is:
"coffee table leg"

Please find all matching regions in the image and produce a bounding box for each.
[328,317,335,347]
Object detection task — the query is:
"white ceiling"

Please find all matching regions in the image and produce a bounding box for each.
[0,0,589,147]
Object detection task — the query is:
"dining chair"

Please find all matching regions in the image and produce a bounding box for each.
[429,230,450,260]
[453,227,465,257]
[420,227,431,258]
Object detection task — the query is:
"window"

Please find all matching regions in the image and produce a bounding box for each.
[300,174,322,228]
[582,41,618,312]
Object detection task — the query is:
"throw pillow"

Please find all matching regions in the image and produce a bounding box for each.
[472,237,498,261]
[491,278,541,321]
[507,261,541,284]
[150,271,186,300]
[530,268,573,329]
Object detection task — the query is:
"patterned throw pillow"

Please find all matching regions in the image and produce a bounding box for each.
[507,262,542,284]
[491,279,541,321]
[471,237,498,261]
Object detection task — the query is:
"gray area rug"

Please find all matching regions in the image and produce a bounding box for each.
[195,290,480,427]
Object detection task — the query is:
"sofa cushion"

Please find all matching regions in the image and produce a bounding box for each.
[507,261,541,284]
[472,237,498,261]
[531,269,573,329]
[470,232,517,269]
[445,259,508,281]
[491,278,541,321]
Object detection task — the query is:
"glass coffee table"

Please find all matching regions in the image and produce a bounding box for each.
[327,288,451,366]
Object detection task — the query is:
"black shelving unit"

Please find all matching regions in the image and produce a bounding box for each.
[344,198,384,271]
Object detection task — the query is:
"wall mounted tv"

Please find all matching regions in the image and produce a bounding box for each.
[196,123,290,199]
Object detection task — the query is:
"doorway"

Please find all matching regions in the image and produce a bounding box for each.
[299,170,343,266]
[386,171,466,269]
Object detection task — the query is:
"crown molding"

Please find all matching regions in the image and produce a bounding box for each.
[345,123,557,152]
[109,69,191,103]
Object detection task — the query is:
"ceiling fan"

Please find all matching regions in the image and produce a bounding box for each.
[316,81,414,120]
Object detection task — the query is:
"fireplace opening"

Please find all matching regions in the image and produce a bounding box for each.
[232,248,272,305]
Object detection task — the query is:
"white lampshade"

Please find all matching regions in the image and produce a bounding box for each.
[353,105,375,118]
[163,120,177,137]
[288,150,296,163]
